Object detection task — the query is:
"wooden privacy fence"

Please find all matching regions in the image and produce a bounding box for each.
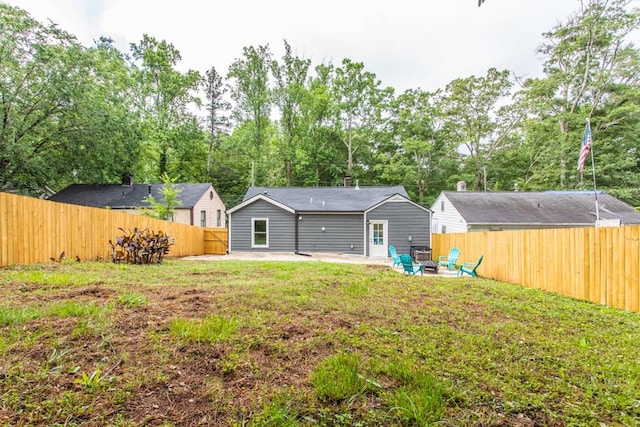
[204,227,228,255]
[0,192,217,266]
[432,226,640,313]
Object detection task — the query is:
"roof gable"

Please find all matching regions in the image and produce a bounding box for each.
[366,194,431,214]
[235,186,411,213]
[437,191,640,226]
[227,194,295,215]
[48,183,214,209]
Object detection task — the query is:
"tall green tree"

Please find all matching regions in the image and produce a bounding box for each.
[332,59,392,176]
[381,89,456,203]
[528,0,640,189]
[227,45,272,185]
[202,66,230,177]
[440,68,515,191]
[0,5,142,195]
[130,34,202,181]
[297,63,343,186]
[64,37,143,187]
[271,40,311,186]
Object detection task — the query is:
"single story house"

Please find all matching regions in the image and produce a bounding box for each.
[431,189,640,233]
[227,185,432,257]
[48,178,226,228]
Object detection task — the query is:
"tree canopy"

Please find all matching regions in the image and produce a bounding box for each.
[2,0,640,207]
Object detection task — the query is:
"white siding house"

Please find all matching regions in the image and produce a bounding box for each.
[431,192,469,234]
[431,189,640,233]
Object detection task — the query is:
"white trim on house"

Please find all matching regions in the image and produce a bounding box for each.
[251,217,269,248]
[362,216,368,256]
[365,194,431,214]
[228,216,232,252]
[227,194,295,215]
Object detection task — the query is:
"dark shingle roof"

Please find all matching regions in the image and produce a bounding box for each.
[442,191,640,226]
[243,186,409,212]
[48,184,213,209]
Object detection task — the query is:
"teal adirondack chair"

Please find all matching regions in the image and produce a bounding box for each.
[400,254,424,276]
[389,246,402,267]
[438,247,460,271]
[457,255,483,278]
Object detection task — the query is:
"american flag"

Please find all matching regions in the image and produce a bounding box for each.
[577,121,592,171]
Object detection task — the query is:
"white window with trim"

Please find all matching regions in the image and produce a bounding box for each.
[252,218,269,248]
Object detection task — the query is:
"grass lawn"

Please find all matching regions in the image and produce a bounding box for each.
[0,260,638,426]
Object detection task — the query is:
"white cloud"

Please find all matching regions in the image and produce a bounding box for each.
[5,0,580,92]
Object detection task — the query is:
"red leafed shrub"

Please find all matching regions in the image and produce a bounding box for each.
[109,227,175,264]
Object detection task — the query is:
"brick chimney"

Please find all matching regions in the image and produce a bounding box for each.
[122,173,134,186]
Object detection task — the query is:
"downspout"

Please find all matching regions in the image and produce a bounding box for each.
[227,216,232,253]
[363,213,368,256]
[294,211,299,254]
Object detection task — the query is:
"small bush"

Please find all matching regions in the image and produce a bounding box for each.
[109,227,174,264]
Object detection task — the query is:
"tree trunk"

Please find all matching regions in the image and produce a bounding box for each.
[286,160,291,187]
[559,119,570,189]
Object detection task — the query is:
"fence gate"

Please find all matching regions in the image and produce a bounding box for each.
[204,227,228,255]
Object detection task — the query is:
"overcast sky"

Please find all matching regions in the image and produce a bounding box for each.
[5,0,582,93]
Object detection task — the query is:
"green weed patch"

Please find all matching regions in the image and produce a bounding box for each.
[169,314,239,344]
[0,260,638,425]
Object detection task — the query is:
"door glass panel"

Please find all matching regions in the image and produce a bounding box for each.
[373,224,384,245]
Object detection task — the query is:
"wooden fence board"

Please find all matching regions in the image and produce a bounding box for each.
[433,225,640,313]
[204,228,228,255]
[0,193,210,266]
[628,227,640,312]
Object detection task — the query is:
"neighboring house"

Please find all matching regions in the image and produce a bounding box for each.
[48,179,226,228]
[227,185,432,257]
[431,190,640,233]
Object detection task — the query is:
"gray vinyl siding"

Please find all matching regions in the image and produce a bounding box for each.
[229,200,295,252]
[298,214,364,254]
[367,201,430,255]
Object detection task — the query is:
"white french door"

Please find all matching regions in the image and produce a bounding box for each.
[369,220,388,257]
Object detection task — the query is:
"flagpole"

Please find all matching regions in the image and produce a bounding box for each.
[587,118,600,222]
